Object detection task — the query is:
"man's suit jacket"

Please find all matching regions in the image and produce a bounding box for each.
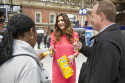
[79,24,125,83]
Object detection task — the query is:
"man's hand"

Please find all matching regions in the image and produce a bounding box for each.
[73,41,82,51]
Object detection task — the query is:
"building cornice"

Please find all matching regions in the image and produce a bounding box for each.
[22,4,92,13]
[22,4,79,12]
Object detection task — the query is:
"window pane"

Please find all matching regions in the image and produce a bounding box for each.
[50,14,54,23]
[36,14,40,22]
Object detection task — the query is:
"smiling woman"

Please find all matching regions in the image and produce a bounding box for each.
[54,13,73,43]
[49,13,79,83]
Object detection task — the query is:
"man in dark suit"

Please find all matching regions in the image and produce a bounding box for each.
[74,0,125,83]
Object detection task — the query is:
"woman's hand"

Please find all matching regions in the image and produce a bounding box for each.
[49,46,56,57]
[67,55,75,66]
[38,52,46,60]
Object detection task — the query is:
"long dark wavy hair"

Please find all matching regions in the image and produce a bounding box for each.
[54,13,73,44]
[0,14,35,66]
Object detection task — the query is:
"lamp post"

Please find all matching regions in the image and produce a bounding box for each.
[80,0,87,27]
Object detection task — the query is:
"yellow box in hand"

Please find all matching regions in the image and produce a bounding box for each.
[57,54,74,79]
[41,51,52,56]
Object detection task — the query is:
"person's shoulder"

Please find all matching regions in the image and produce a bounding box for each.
[52,31,55,35]
[12,56,41,78]
[73,31,78,35]
[97,40,118,49]
[13,55,39,67]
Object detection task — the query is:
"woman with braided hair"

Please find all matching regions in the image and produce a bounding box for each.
[0,14,50,83]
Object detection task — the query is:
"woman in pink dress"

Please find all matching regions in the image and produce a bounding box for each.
[49,13,79,83]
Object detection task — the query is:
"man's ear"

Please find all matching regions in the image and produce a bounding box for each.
[100,12,104,21]
[29,27,34,38]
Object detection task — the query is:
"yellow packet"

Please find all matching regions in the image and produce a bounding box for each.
[57,54,74,79]
[74,37,80,51]
[41,50,52,56]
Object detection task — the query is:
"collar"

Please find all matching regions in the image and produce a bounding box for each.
[98,23,115,34]
[90,23,119,41]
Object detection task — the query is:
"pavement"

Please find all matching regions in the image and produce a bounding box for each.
[34,42,87,83]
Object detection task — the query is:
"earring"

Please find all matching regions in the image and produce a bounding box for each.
[31,36,33,38]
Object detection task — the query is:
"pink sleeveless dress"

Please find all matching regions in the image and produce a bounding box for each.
[50,32,79,83]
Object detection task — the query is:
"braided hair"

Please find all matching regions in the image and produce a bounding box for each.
[0,14,35,66]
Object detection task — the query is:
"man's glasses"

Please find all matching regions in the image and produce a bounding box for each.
[0,19,5,23]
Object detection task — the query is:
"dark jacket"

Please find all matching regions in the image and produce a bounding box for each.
[79,24,125,83]
[37,34,41,42]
